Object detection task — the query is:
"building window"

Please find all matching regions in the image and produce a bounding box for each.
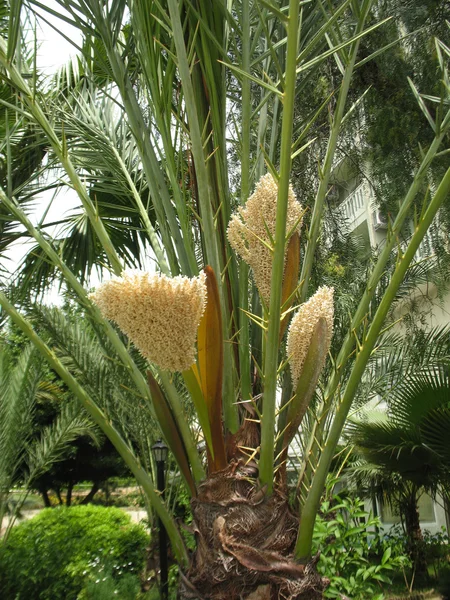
[380,493,436,525]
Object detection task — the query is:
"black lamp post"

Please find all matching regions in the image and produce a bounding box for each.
[152,440,169,600]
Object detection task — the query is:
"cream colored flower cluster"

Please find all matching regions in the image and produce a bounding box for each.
[287,286,334,386]
[90,271,207,372]
[227,173,303,304]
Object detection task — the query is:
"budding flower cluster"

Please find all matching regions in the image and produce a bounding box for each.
[287,286,334,386]
[89,271,207,372]
[227,173,303,304]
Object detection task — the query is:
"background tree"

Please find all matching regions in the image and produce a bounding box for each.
[348,362,450,577]
[33,437,129,507]
[1,305,132,509]
[0,340,98,540]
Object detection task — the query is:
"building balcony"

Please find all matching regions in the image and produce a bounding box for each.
[338,182,374,232]
[337,181,438,262]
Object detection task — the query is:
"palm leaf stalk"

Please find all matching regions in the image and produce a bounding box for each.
[298,0,374,304]
[165,0,240,432]
[167,0,221,279]
[238,0,252,404]
[258,0,301,492]
[108,144,170,275]
[158,370,206,481]
[0,0,449,597]
[126,0,202,275]
[80,0,196,276]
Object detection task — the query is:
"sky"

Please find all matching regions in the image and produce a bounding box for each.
[35,1,82,74]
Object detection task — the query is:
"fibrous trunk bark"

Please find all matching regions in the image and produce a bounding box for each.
[401,496,428,578]
[180,462,328,599]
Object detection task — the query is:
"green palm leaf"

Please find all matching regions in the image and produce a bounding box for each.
[349,365,450,490]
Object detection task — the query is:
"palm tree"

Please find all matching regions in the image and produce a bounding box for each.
[0,340,98,540]
[348,364,450,577]
[0,0,449,597]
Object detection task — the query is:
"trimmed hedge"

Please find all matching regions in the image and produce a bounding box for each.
[0,505,148,600]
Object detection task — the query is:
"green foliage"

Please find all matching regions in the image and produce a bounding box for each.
[348,363,450,571]
[32,303,160,477]
[78,563,141,600]
[33,437,130,507]
[422,527,450,577]
[312,491,410,599]
[0,505,148,600]
[91,486,146,508]
[439,565,450,600]
[170,482,196,551]
[375,523,450,586]
[351,366,450,482]
[338,0,450,219]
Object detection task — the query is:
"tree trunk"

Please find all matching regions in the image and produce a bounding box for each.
[66,480,74,507]
[443,492,450,533]
[401,496,428,579]
[40,487,52,508]
[180,462,328,599]
[55,488,63,505]
[80,481,100,505]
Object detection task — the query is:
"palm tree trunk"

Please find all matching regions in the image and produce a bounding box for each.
[180,463,328,599]
[400,495,428,579]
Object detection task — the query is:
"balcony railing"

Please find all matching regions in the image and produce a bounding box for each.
[340,183,367,226]
[338,182,438,262]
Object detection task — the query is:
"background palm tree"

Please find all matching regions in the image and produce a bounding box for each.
[0,339,98,540]
[348,362,450,577]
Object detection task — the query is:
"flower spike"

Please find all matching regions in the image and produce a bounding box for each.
[227,173,303,304]
[287,286,334,386]
[90,271,207,372]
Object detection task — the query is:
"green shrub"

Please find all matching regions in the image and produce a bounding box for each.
[0,505,148,600]
[312,492,410,600]
[78,565,140,600]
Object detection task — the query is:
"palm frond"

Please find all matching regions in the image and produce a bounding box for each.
[348,365,450,494]
[33,303,160,471]
[0,343,42,486]
[26,401,100,481]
